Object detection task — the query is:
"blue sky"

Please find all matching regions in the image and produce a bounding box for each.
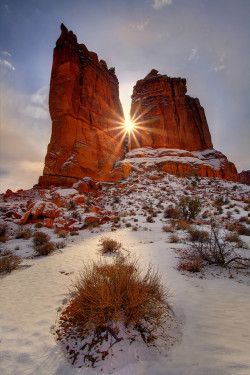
[0,0,249,192]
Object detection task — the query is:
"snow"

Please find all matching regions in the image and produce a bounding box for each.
[1,227,250,374]
[1,172,250,374]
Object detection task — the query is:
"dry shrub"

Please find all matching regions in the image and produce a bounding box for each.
[164,205,179,219]
[59,257,169,337]
[33,231,50,246]
[169,234,179,243]
[57,229,68,238]
[0,252,22,273]
[33,231,55,256]
[146,216,154,223]
[0,224,8,242]
[225,232,240,243]
[34,241,55,256]
[188,227,209,243]
[16,230,31,240]
[162,224,175,233]
[99,237,122,255]
[178,256,203,273]
[35,222,43,228]
[237,224,250,236]
[176,220,190,230]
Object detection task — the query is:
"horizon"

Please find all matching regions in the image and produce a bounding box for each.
[0,0,249,193]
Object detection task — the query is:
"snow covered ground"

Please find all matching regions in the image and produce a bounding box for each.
[1,172,250,374]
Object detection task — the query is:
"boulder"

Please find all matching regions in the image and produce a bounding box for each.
[19,201,60,224]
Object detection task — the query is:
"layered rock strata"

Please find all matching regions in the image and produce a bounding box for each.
[118,148,238,181]
[129,69,213,151]
[39,24,124,187]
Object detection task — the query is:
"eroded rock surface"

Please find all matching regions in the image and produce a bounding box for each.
[39,24,124,187]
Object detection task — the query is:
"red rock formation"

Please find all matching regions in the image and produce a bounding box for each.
[119,148,238,181]
[39,24,124,187]
[129,69,213,151]
[238,171,250,185]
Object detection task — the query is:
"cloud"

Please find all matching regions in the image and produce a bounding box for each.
[152,0,172,10]
[213,51,226,72]
[188,47,200,63]
[1,3,10,13]
[129,21,149,32]
[0,58,15,71]
[2,51,11,57]
[0,84,50,192]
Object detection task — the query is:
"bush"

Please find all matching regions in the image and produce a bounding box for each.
[176,220,190,230]
[33,231,50,246]
[188,227,209,243]
[178,256,203,273]
[99,237,122,255]
[57,229,68,238]
[163,205,179,219]
[34,241,55,256]
[35,222,43,228]
[169,234,179,243]
[177,197,202,221]
[146,216,154,223]
[0,252,22,273]
[57,257,169,338]
[16,230,31,240]
[0,224,7,237]
[237,224,250,236]
[162,224,175,233]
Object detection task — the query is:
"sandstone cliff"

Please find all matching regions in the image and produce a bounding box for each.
[39,24,124,187]
[129,69,213,151]
[239,171,250,185]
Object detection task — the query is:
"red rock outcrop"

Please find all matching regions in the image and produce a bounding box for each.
[238,171,250,185]
[39,24,124,187]
[129,69,213,151]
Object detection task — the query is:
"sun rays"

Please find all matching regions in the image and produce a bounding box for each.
[103,103,157,154]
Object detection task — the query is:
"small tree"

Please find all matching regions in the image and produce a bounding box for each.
[177,197,201,221]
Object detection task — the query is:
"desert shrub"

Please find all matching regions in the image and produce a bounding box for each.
[0,224,7,237]
[57,257,169,340]
[146,216,154,223]
[177,197,201,221]
[125,222,131,227]
[132,225,138,231]
[237,224,250,236]
[34,241,55,256]
[35,222,43,228]
[225,232,240,243]
[0,252,22,273]
[99,237,122,255]
[70,231,79,236]
[57,229,68,238]
[169,234,179,243]
[163,205,179,219]
[178,256,203,273]
[202,210,209,219]
[16,230,31,240]
[215,195,229,207]
[162,224,175,233]
[188,227,209,243]
[55,241,66,249]
[239,216,250,224]
[33,231,50,246]
[176,220,190,230]
[184,224,250,268]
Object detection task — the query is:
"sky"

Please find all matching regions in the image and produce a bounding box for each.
[0,0,249,193]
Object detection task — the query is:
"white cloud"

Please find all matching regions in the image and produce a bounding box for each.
[213,51,226,72]
[188,47,200,63]
[1,3,10,13]
[23,86,49,120]
[2,51,11,57]
[152,0,172,10]
[129,21,149,32]
[0,58,15,70]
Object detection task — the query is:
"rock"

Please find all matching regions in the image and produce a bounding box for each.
[118,148,238,181]
[129,70,213,151]
[238,170,250,185]
[39,24,124,187]
[19,201,60,224]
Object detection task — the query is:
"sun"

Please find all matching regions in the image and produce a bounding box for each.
[124,118,135,133]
